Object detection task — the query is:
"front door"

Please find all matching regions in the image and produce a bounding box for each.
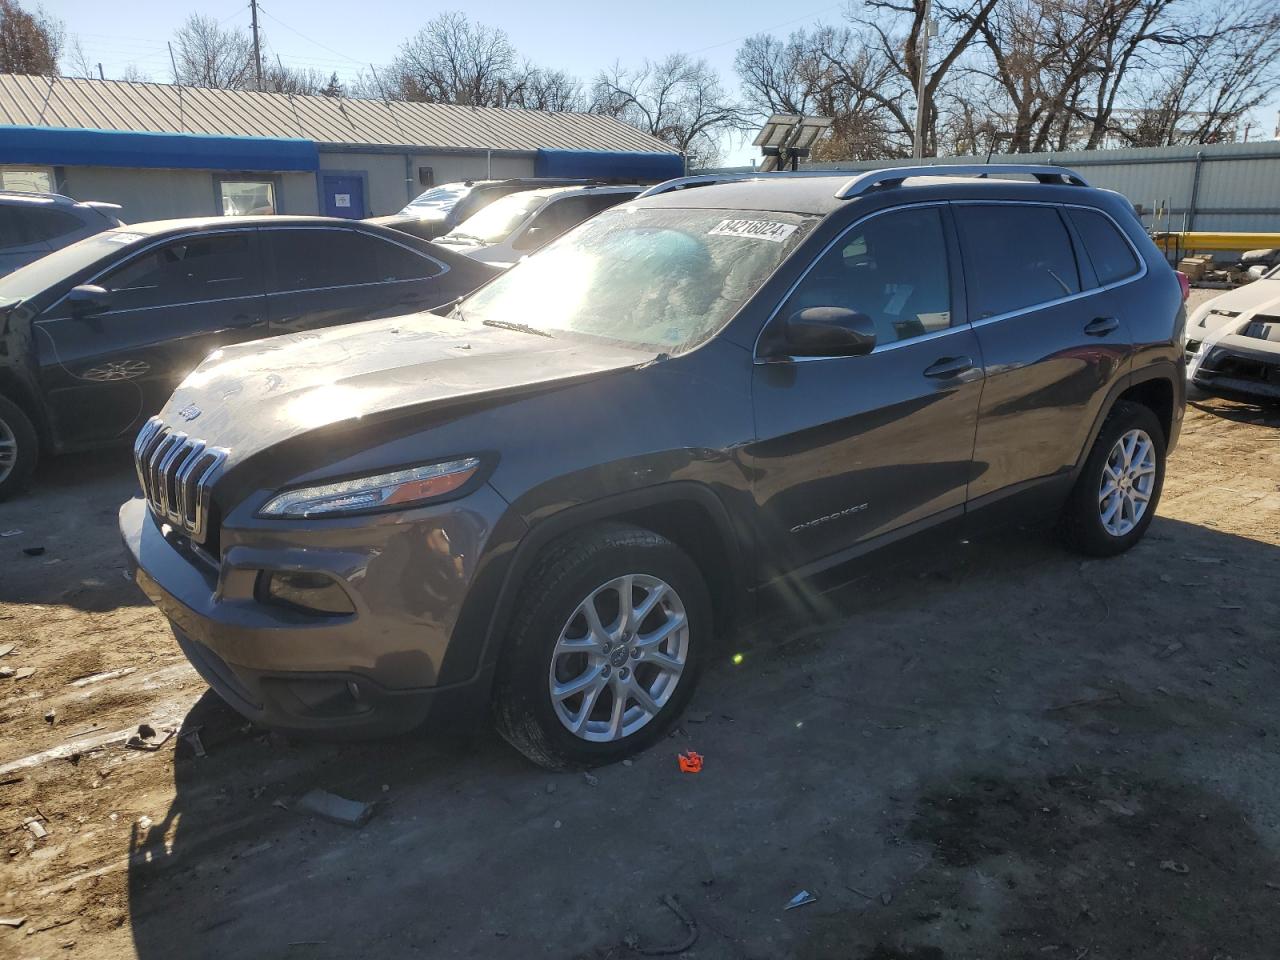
[749,204,985,580]
[321,175,366,219]
[953,203,1133,501]
[34,230,267,446]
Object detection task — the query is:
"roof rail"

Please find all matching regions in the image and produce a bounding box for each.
[834,164,1090,199]
[636,170,849,200]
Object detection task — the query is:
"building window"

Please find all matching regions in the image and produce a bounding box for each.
[219,179,277,216]
[0,167,55,193]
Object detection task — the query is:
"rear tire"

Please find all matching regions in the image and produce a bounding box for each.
[0,395,38,503]
[492,522,710,770]
[1060,401,1165,557]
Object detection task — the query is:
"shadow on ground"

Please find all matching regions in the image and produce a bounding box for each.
[0,446,148,611]
[124,514,1280,959]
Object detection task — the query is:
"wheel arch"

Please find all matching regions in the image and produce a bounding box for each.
[0,368,49,448]
[469,482,749,691]
[1073,361,1182,480]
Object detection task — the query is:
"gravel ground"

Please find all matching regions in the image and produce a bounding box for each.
[4,290,1280,959]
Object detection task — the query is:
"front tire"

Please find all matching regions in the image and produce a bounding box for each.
[0,395,38,503]
[1060,401,1166,557]
[493,523,711,770]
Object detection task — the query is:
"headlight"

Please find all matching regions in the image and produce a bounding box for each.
[259,458,481,518]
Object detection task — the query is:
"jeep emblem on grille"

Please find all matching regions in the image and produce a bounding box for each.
[177,404,202,422]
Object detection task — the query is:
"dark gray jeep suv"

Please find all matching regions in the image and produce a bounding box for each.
[121,165,1186,769]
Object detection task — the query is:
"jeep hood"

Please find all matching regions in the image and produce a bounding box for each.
[159,312,648,465]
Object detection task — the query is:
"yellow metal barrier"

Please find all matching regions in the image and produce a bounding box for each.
[1152,232,1280,254]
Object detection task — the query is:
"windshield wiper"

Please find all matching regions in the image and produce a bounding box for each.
[438,233,482,245]
[482,318,554,338]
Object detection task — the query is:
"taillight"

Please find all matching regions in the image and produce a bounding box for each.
[1175,270,1190,301]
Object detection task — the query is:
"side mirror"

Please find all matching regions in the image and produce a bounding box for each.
[66,284,112,317]
[784,306,876,357]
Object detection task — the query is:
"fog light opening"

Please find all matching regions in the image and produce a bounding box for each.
[261,570,355,616]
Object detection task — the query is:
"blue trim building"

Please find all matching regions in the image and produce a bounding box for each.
[0,75,681,222]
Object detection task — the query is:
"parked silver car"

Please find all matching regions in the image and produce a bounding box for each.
[0,192,123,276]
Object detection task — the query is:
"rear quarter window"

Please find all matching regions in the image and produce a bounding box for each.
[1067,208,1141,286]
[954,205,1081,319]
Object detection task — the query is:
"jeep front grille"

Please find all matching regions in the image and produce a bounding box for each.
[133,416,228,543]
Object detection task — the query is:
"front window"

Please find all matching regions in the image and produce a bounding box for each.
[440,192,547,246]
[219,179,276,216]
[401,183,472,216]
[459,206,814,353]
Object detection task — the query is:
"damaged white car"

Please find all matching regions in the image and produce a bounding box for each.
[1186,264,1280,402]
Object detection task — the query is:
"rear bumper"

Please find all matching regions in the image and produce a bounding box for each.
[119,495,501,736]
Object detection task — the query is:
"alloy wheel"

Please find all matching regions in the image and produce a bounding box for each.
[0,416,16,485]
[1098,428,1156,537]
[548,574,689,742]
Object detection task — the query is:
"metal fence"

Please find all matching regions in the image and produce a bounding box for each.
[802,141,1280,235]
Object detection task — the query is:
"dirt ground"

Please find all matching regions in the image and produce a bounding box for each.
[3,291,1280,959]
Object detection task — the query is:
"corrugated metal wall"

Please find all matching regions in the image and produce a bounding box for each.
[805,142,1280,234]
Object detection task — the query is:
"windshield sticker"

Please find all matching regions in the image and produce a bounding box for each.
[708,219,798,243]
[104,232,146,244]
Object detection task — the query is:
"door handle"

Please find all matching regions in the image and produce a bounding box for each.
[923,355,975,378]
[1084,316,1120,336]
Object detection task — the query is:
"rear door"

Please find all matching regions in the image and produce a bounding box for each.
[956,202,1134,502]
[749,204,985,578]
[34,229,267,445]
[263,226,456,333]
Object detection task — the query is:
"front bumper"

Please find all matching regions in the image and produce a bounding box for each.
[1190,338,1280,401]
[119,491,510,735]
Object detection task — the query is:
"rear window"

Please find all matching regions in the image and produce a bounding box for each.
[1067,208,1141,286]
[954,205,1081,319]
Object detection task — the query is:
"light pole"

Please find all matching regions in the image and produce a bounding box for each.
[912,0,933,160]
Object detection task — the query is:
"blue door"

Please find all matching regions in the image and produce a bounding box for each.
[321,174,366,218]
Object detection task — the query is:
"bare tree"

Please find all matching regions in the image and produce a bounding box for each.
[735,27,910,159]
[0,0,62,75]
[171,13,254,89]
[387,12,517,106]
[591,54,741,167]
[506,64,583,111]
[62,34,94,79]
[119,63,151,83]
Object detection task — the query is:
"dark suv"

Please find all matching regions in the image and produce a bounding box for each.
[121,165,1186,769]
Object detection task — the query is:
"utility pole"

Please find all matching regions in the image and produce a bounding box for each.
[250,0,264,91]
[912,0,934,160]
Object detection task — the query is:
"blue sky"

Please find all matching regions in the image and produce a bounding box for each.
[46,0,1280,165]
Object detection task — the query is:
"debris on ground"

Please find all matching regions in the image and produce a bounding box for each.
[677,751,703,773]
[125,724,174,751]
[545,782,556,795]
[44,709,55,725]
[0,917,26,928]
[1160,859,1191,874]
[69,668,137,688]
[180,727,206,758]
[625,894,698,956]
[0,643,13,657]
[0,529,23,537]
[10,667,35,680]
[293,789,374,828]
[1157,641,1185,659]
[25,816,48,839]
[686,710,711,724]
[21,546,45,557]
[0,667,12,679]
[785,890,818,910]
[582,772,599,787]
[880,891,893,905]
